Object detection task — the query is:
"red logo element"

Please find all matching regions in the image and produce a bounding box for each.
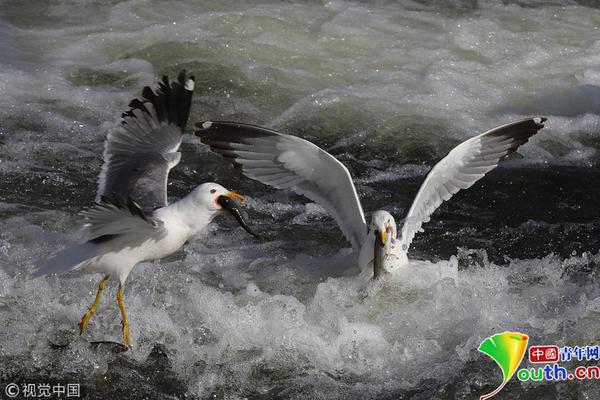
[529,345,559,363]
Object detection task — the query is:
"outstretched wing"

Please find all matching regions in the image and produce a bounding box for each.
[97,70,194,212]
[397,117,546,253]
[196,121,368,252]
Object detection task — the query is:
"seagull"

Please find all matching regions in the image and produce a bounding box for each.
[195,117,546,278]
[33,71,257,349]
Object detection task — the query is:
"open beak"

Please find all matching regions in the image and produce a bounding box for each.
[223,191,244,202]
[216,192,259,238]
[373,229,386,279]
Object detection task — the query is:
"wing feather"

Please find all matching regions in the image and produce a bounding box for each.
[80,196,165,242]
[397,117,546,253]
[97,71,194,212]
[196,122,368,251]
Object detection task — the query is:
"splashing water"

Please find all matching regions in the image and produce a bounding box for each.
[1,1,599,399]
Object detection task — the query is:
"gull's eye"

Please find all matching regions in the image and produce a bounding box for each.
[210,189,216,194]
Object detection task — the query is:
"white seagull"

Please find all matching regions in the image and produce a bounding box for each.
[196,117,546,278]
[34,71,256,349]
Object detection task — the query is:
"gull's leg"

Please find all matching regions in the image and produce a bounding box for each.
[79,275,110,335]
[116,283,131,349]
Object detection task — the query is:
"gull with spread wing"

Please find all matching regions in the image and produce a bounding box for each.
[196,117,546,278]
[33,71,257,349]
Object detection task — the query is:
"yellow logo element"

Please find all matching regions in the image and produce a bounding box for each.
[478,331,529,399]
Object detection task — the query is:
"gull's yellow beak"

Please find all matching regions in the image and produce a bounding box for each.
[215,191,244,208]
[224,191,245,202]
[379,229,386,246]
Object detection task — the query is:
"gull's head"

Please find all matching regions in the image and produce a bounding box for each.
[193,183,258,238]
[193,183,243,211]
[370,210,396,247]
[370,210,396,279]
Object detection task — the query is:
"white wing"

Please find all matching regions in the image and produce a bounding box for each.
[196,121,368,251]
[398,117,546,253]
[97,71,194,212]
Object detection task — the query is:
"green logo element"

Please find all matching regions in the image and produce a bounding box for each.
[478,331,529,399]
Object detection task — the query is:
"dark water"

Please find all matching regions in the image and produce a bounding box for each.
[1,1,599,399]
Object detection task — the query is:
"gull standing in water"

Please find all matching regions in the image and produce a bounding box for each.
[196,117,546,278]
[34,71,256,349]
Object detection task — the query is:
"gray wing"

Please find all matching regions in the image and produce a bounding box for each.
[81,196,165,241]
[97,70,194,212]
[398,117,546,253]
[196,121,368,252]
[33,196,165,278]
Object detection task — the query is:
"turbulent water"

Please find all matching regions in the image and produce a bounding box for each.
[1,1,599,399]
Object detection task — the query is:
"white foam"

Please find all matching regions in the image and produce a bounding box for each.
[0,1,599,398]
[4,210,600,396]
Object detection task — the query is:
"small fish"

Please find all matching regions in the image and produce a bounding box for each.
[373,225,394,279]
[216,195,260,238]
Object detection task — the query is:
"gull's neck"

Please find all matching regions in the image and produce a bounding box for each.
[358,224,408,273]
[154,194,217,236]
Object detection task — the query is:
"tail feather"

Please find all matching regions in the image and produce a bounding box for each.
[32,242,97,278]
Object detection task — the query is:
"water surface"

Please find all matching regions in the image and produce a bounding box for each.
[1,1,599,399]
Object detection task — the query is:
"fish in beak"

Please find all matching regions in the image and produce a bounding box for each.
[373,229,387,279]
[373,225,393,279]
[216,192,259,238]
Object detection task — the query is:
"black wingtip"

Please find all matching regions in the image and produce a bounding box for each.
[533,117,547,130]
[195,121,214,131]
[121,70,194,131]
[193,121,275,139]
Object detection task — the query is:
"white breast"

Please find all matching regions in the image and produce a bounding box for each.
[84,202,213,283]
[358,230,409,275]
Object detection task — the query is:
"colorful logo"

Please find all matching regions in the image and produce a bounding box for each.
[478,331,529,400]
[528,345,559,363]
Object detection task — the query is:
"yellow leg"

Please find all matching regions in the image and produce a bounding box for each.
[79,275,110,335]
[117,284,132,349]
